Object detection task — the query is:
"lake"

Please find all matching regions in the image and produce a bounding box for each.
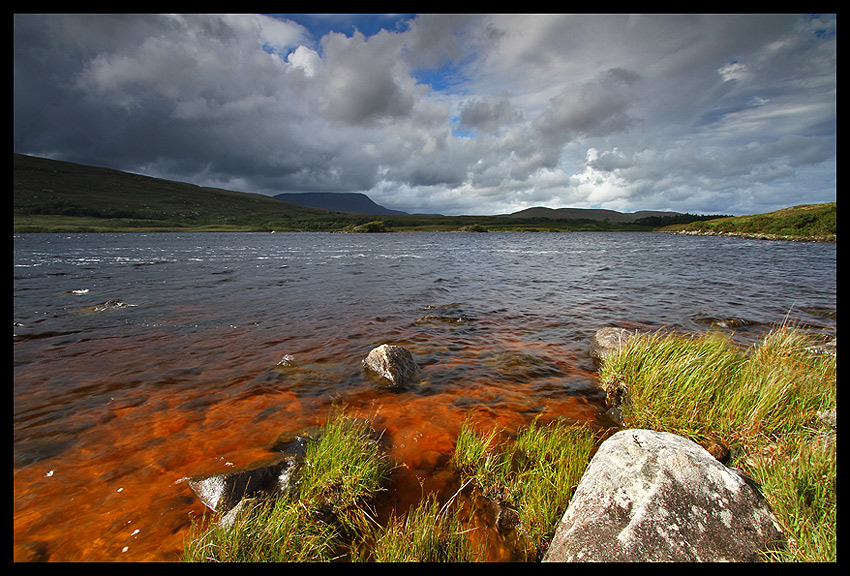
[13,231,836,561]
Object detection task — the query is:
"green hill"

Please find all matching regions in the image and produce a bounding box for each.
[663,202,836,242]
[506,206,687,223]
[13,153,339,232]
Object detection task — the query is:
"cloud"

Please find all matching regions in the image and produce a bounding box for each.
[319,30,415,124]
[459,96,523,134]
[14,13,836,216]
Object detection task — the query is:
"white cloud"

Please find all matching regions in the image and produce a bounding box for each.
[286,45,321,77]
[14,13,836,216]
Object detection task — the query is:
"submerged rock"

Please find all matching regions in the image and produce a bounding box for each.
[483,350,563,380]
[543,429,785,562]
[415,314,474,325]
[362,344,420,387]
[186,427,322,518]
[187,454,298,514]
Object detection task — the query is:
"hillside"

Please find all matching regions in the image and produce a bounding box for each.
[273,192,407,215]
[13,153,339,232]
[507,206,685,223]
[663,202,836,242]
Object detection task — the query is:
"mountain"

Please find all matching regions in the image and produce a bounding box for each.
[13,153,335,231]
[507,206,686,223]
[273,192,408,215]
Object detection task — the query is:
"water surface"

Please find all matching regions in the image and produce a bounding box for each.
[13,231,836,561]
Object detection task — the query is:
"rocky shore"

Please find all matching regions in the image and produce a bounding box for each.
[669,229,836,242]
[180,328,822,562]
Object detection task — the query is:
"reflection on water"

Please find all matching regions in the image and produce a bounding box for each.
[13,232,835,561]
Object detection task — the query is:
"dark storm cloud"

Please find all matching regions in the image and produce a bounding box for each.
[14,13,836,215]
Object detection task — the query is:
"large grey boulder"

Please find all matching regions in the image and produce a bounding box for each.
[543,429,785,562]
[362,344,420,387]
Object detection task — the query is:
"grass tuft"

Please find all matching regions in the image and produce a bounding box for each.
[452,417,599,560]
[357,493,483,562]
[182,407,391,562]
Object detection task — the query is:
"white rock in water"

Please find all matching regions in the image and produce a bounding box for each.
[362,344,419,386]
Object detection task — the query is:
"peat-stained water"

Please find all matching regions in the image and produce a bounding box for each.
[13,231,836,561]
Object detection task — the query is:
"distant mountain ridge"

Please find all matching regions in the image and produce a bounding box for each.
[273,192,408,216]
[506,206,685,223]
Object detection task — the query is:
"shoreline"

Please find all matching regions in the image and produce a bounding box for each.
[12,227,838,241]
[668,229,836,243]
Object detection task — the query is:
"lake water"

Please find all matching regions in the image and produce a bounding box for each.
[13,231,836,561]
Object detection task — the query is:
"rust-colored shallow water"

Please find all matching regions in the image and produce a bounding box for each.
[14,232,835,561]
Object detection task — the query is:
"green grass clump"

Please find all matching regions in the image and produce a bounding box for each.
[748,433,836,562]
[599,330,746,440]
[599,326,835,445]
[357,494,483,562]
[598,325,837,562]
[182,408,392,562]
[296,411,390,533]
[452,418,599,560]
[181,494,341,562]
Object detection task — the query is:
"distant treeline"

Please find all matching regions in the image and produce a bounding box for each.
[632,213,733,227]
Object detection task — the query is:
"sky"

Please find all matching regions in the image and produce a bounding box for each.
[13,13,836,216]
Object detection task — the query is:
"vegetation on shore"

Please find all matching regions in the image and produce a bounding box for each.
[598,325,836,562]
[661,202,836,242]
[181,325,836,562]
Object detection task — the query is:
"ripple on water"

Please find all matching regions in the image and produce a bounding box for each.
[13,232,835,561]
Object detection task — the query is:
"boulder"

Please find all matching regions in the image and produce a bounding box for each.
[543,429,785,562]
[362,344,420,387]
[187,454,298,514]
[590,327,634,361]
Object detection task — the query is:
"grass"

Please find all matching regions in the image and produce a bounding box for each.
[452,417,599,560]
[598,325,837,562]
[356,493,484,562]
[182,408,393,562]
[181,495,342,562]
[663,202,836,241]
[182,326,836,562]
